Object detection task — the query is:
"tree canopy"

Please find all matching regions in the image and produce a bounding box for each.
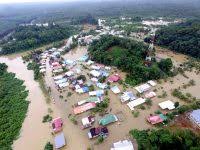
[0,25,78,55]
[130,128,200,150]
[155,20,200,58]
[0,63,29,150]
[88,35,173,85]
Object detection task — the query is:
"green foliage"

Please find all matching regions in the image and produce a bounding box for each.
[99,76,106,83]
[71,14,98,25]
[77,75,86,82]
[155,20,200,58]
[69,115,78,125]
[158,58,173,72]
[44,142,53,150]
[130,128,200,150]
[27,62,42,80]
[42,114,52,123]
[145,99,152,106]
[0,63,29,150]
[172,89,192,102]
[132,111,140,118]
[174,102,179,108]
[93,97,110,113]
[89,35,172,85]
[0,25,76,54]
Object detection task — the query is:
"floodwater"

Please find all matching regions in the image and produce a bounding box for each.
[0,56,52,150]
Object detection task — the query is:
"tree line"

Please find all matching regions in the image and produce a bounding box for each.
[0,63,29,150]
[0,24,78,55]
[88,35,173,85]
[155,20,200,58]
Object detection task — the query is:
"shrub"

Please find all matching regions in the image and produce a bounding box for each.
[42,114,52,123]
[44,142,53,150]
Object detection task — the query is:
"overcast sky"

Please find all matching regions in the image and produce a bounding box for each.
[0,0,83,4]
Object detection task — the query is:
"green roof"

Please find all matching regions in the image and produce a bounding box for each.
[85,97,99,103]
[159,114,167,121]
[99,114,117,126]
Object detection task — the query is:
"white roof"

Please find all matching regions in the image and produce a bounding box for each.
[58,82,69,88]
[159,100,175,110]
[53,75,63,81]
[148,80,157,86]
[127,98,146,111]
[86,60,94,66]
[90,70,101,77]
[145,91,156,98]
[91,65,101,70]
[39,68,46,73]
[135,83,151,93]
[111,140,134,150]
[65,71,74,77]
[111,86,120,94]
[82,117,90,126]
[91,77,98,82]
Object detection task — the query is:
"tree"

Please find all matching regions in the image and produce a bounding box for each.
[174,101,179,108]
[44,142,53,150]
[158,58,173,73]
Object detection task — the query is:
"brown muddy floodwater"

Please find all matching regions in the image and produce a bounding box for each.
[0,56,51,150]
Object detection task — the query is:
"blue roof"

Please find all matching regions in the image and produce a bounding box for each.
[82,86,89,93]
[190,109,200,125]
[54,132,66,149]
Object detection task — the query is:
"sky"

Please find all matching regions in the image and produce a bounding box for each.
[0,0,81,4]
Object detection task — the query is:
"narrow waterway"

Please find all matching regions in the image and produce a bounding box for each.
[0,56,52,150]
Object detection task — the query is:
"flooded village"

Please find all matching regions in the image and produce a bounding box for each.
[0,17,200,150]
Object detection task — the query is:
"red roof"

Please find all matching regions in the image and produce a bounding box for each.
[108,74,121,82]
[147,115,163,125]
[73,102,96,115]
[52,117,63,132]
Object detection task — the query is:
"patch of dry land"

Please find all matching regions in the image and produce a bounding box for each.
[1,44,199,150]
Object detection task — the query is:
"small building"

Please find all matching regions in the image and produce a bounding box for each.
[96,82,108,89]
[111,86,121,94]
[148,80,157,86]
[147,114,167,125]
[81,116,95,129]
[111,140,134,150]
[52,117,63,133]
[90,70,101,77]
[89,90,104,96]
[99,114,118,126]
[108,74,121,83]
[145,91,156,99]
[189,109,200,128]
[127,98,146,111]
[120,91,136,103]
[73,102,96,115]
[135,83,151,93]
[88,127,108,139]
[159,100,175,110]
[54,132,66,149]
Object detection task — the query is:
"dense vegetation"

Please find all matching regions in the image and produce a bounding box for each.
[89,35,173,85]
[71,14,98,25]
[0,25,77,54]
[0,63,29,150]
[130,128,200,150]
[155,20,200,58]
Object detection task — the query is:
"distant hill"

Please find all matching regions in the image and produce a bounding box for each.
[155,20,200,58]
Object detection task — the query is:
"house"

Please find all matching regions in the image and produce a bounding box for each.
[189,109,200,128]
[108,74,121,83]
[73,102,96,115]
[111,86,120,94]
[145,91,156,99]
[159,100,175,110]
[91,65,101,70]
[127,98,146,111]
[55,78,68,85]
[53,75,63,81]
[88,127,108,139]
[99,114,118,126]
[90,70,101,77]
[91,77,98,82]
[96,82,108,89]
[81,116,95,129]
[75,86,89,94]
[89,90,104,96]
[65,71,74,77]
[147,114,167,125]
[120,91,136,103]
[58,82,69,88]
[135,83,151,93]
[148,80,157,86]
[78,97,101,106]
[52,117,63,133]
[54,132,66,149]
[111,140,134,150]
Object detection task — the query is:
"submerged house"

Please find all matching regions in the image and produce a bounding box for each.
[89,90,104,96]
[127,98,146,111]
[81,116,95,129]
[73,102,96,115]
[52,117,63,133]
[120,91,136,103]
[77,97,101,106]
[145,91,156,99]
[111,86,121,94]
[54,132,66,149]
[189,109,200,128]
[111,140,134,150]
[99,114,118,126]
[159,100,175,110]
[147,114,167,125]
[88,127,108,139]
[108,74,121,83]
[135,83,151,93]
